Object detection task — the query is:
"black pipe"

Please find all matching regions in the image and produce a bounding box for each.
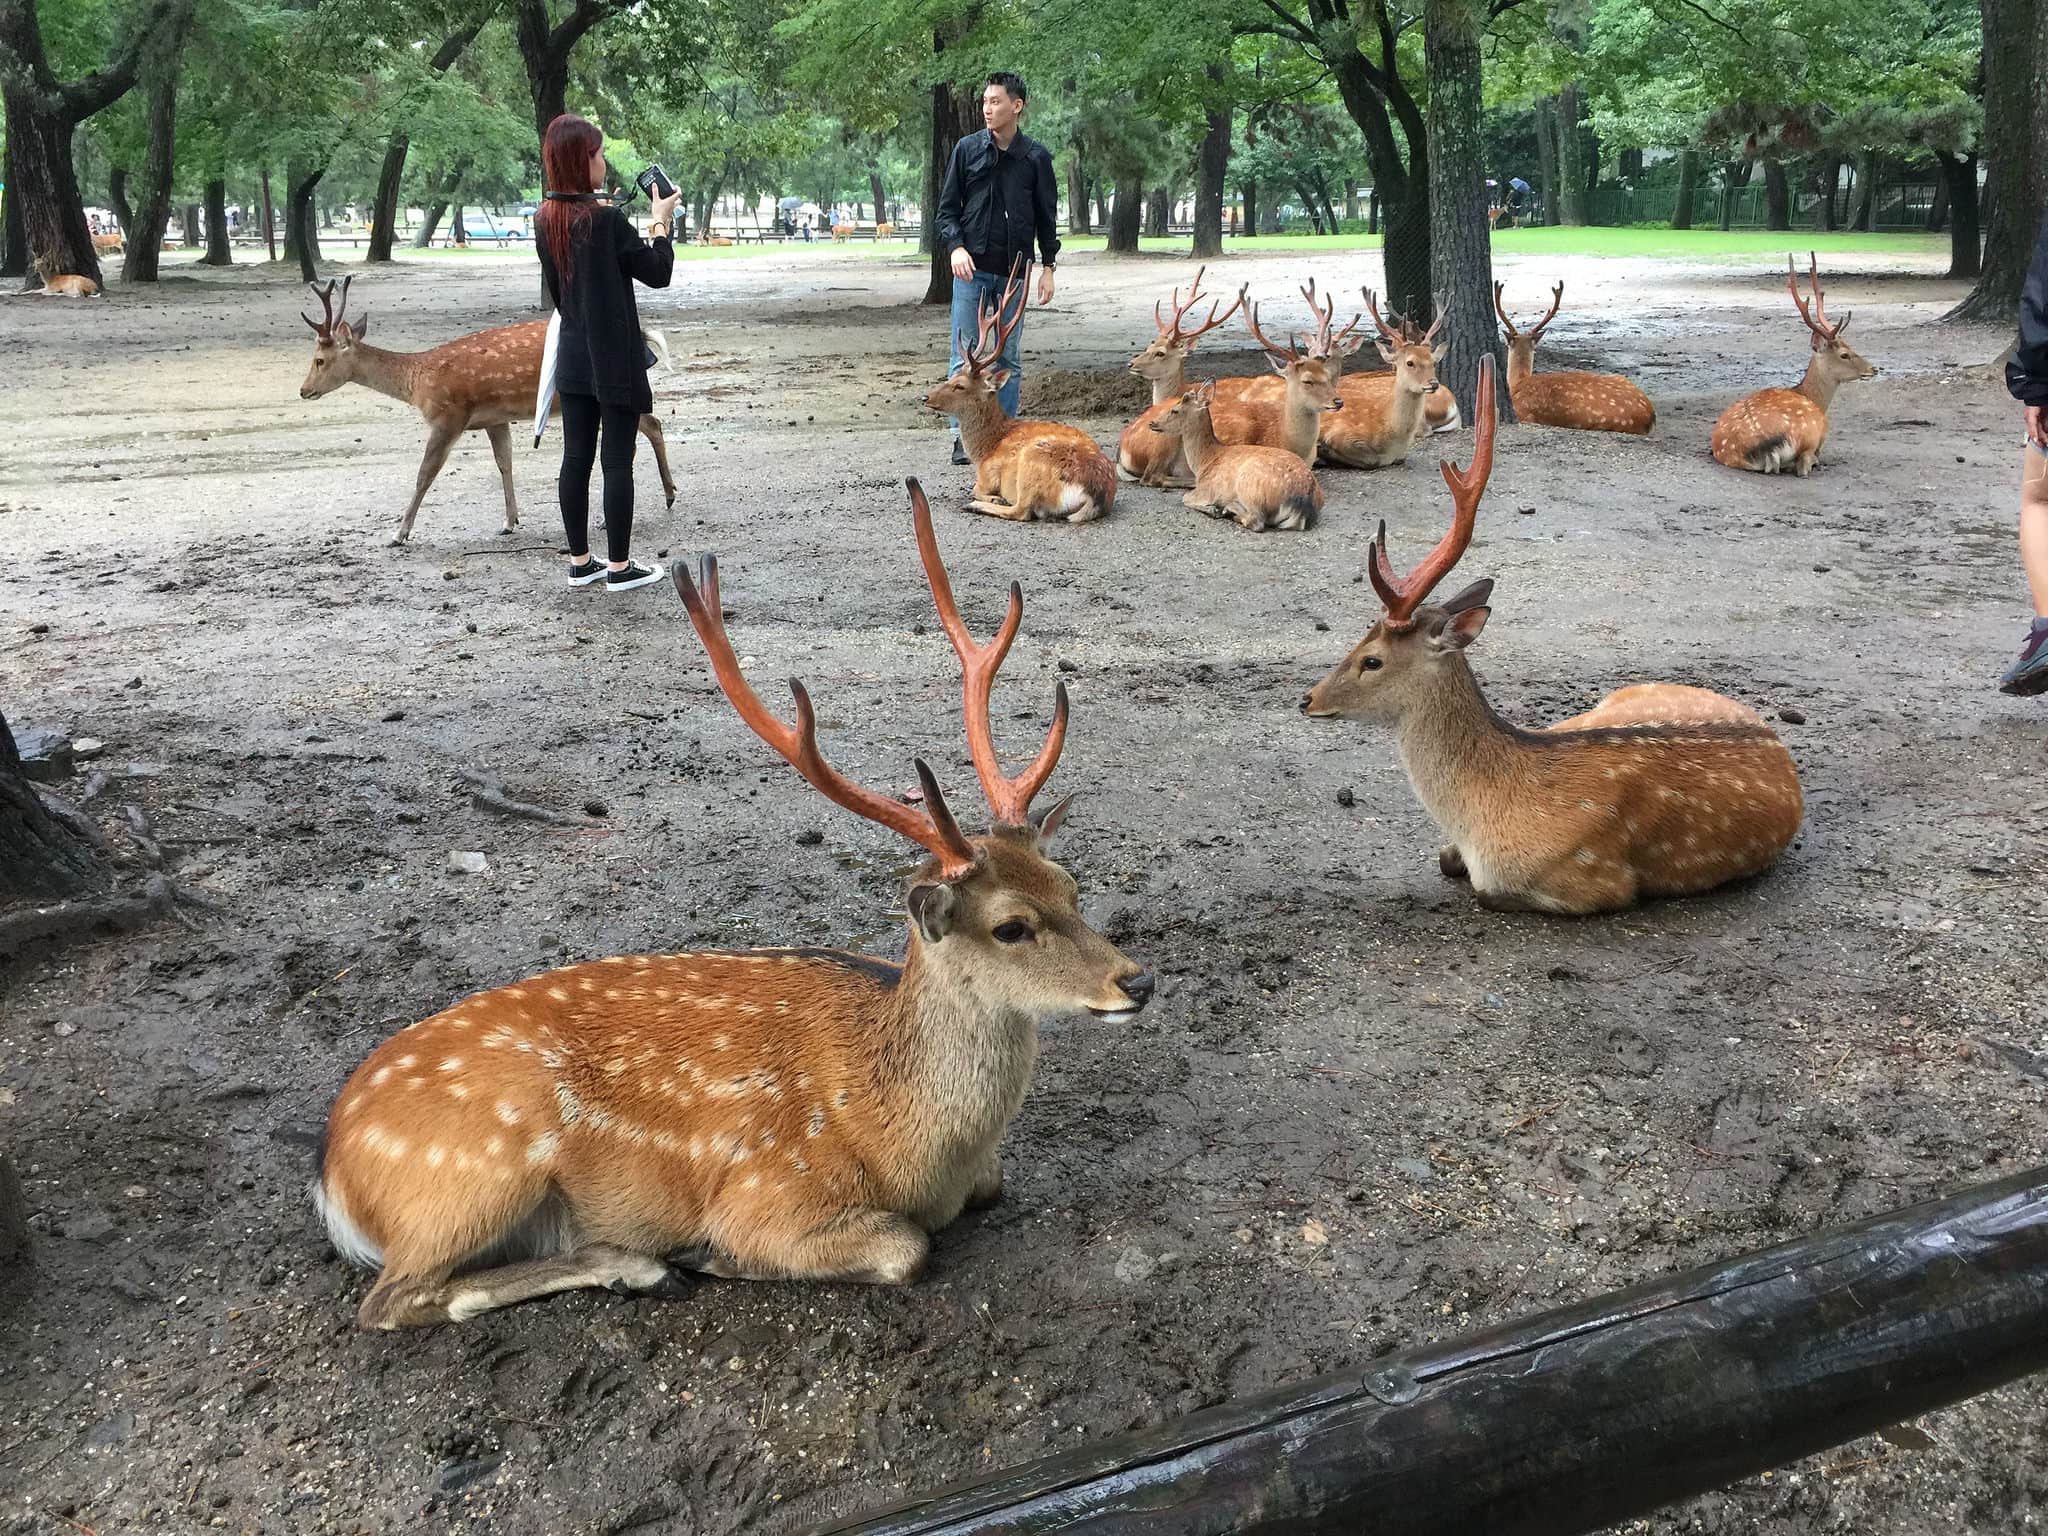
[820,1167,2048,1535]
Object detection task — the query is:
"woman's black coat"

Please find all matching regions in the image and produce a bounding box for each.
[538,199,673,414]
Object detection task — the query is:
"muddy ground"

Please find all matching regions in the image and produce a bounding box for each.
[2,240,2045,1535]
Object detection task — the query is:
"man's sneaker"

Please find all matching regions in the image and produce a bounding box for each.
[606,560,665,594]
[1998,619,2048,696]
[950,436,971,466]
[567,559,607,587]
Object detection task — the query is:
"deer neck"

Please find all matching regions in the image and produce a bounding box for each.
[344,343,423,407]
[1794,354,1842,412]
[1281,374,1327,459]
[1179,407,1222,479]
[1386,376,1430,440]
[1506,341,1537,390]
[1148,355,1188,407]
[878,943,1040,1163]
[1388,658,1531,840]
[954,390,1015,459]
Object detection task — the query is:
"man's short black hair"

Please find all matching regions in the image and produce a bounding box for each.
[986,70,1028,103]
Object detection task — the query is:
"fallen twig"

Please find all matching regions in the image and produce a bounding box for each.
[43,1508,99,1536]
[1505,1100,1565,1135]
[457,768,585,826]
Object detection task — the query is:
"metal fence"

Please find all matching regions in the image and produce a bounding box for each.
[1587,179,1941,232]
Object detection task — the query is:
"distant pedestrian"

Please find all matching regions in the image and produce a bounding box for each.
[1998,209,2048,694]
[935,69,1060,465]
[536,111,678,594]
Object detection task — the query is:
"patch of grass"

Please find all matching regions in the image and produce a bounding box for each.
[1052,228,1948,262]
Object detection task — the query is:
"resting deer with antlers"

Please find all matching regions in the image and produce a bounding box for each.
[1314,291,1445,469]
[1711,254,1875,476]
[1118,269,1251,487]
[315,479,1152,1327]
[1494,281,1655,436]
[297,277,677,544]
[1147,383,1322,532]
[1303,358,1803,915]
[1303,298,1461,439]
[1208,282,1358,464]
[925,263,1118,522]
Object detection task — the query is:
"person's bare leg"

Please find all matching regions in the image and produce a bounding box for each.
[2021,441,2048,617]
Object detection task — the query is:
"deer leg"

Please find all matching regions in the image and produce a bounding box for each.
[1181,491,1228,519]
[392,420,464,545]
[966,1151,1004,1210]
[1439,845,1470,880]
[356,1244,687,1330]
[680,1207,929,1285]
[638,413,677,507]
[483,423,519,534]
[1793,448,1818,477]
[967,498,1036,521]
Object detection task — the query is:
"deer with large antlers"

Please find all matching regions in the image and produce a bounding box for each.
[1494,281,1655,435]
[1209,282,1359,464]
[315,480,1151,1327]
[1117,269,1252,487]
[1711,254,1875,476]
[925,262,1118,522]
[1303,359,1803,915]
[297,276,678,544]
[1147,382,1323,532]
[1314,291,1446,469]
[1301,298,1462,440]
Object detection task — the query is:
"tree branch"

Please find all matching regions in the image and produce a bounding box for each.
[1253,0,1320,48]
[55,0,184,121]
[547,0,630,56]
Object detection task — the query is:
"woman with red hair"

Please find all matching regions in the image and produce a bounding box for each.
[537,113,681,593]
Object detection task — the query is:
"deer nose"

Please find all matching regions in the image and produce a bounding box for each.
[1119,971,1155,1008]
[1425,380,1442,393]
[1299,693,1313,713]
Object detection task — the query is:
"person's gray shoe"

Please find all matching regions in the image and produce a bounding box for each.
[951,436,971,466]
[1998,619,2048,695]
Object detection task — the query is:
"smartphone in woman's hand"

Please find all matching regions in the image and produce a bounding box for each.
[635,165,675,201]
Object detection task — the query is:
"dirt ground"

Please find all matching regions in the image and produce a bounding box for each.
[2,239,2046,1535]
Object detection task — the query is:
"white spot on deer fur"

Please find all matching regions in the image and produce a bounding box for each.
[496,1100,523,1125]
[554,1082,583,1125]
[604,1057,626,1075]
[713,1034,731,1051]
[808,1106,827,1138]
[1573,848,1598,865]
[426,1145,447,1168]
[372,1066,392,1087]
[447,1082,470,1101]
[834,1090,851,1109]
[548,986,569,1002]
[485,1136,505,1157]
[397,1055,416,1069]
[526,1132,561,1165]
[438,1057,463,1073]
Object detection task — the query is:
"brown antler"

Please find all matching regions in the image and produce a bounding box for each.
[965,258,1033,374]
[1786,252,1847,339]
[909,479,1069,828]
[302,274,352,336]
[1493,281,1561,343]
[1155,267,1244,347]
[1491,280,1518,340]
[1298,279,1363,358]
[1369,355,1499,628]
[1364,288,1403,346]
[672,554,979,878]
[1244,297,1302,373]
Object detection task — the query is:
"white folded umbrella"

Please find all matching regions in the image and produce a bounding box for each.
[533,308,562,446]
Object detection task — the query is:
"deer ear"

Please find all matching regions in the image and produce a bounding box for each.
[350,312,369,340]
[908,880,959,943]
[1434,605,1490,650]
[1374,340,1397,365]
[988,368,1012,389]
[1440,577,1494,614]
[1431,343,1448,363]
[1031,792,1078,843]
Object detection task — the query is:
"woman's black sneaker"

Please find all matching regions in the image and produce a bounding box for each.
[567,559,607,587]
[606,560,665,593]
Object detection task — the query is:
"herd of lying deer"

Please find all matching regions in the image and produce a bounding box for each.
[307,253,1854,1328]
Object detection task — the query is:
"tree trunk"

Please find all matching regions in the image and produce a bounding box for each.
[1380,176,1430,318]
[450,198,466,244]
[202,178,230,264]
[411,162,465,248]
[179,203,199,247]
[109,166,134,241]
[1426,0,1509,426]
[1938,150,1982,281]
[1850,152,1877,230]
[868,162,887,225]
[1619,147,1643,181]
[1927,171,1950,232]
[921,49,978,304]
[1762,157,1790,231]
[0,140,22,279]
[121,41,185,284]
[1326,43,1430,318]
[260,169,276,261]
[1534,97,1559,227]
[1192,83,1230,260]
[1066,149,1088,234]
[1718,161,1748,232]
[1818,157,1840,230]
[1242,178,1258,239]
[288,164,324,282]
[368,133,409,262]
[1950,0,2046,321]
[1144,185,1170,238]
[1107,175,1143,253]
[1344,178,1361,222]
[0,709,106,902]
[1556,84,1588,226]
[1671,147,1697,230]
[1368,187,1379,234]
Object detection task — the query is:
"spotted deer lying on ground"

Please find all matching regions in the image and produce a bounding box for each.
[1303,358,1803,914]
[1493,281,1655,435]
[1313,291,1444,469]
[297,277,677,544]
[315,479,1152,1327]
[1210,283,1358,463]
[1302,299,1461,439]
[1711,254,1874,476]
[925,263,1118,522]
[1147,383,1322,531]
[31,256,100,297]
[1118,269,1250,487]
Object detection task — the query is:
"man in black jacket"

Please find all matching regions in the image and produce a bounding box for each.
[2000,209,2048,695]
[936,70,1060,464]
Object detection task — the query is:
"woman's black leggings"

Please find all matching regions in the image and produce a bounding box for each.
[558,392,638,564]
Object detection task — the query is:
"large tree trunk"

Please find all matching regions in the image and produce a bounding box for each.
[512,0,609,145]
[120,52,180,283]
[1344,178,1361,222]
[288,165,324,282]
[1065,148,1087,233]
[1556,84,1588,226]
[1327,44,1430,319]
[1534,97,1559,227]
[109,166,134,241]
[1927,171,1950,231]
[1144,185,1170,239]
[1950,0,2045,320]
[1849,152,1877,231]
[0,710,106,902]
[368,134,409,262]
[180,204,200,247]
[1241,178,1258,239]
[868,162,888,224]
[1107,175,1143,253]
[1718,160,1749,231]
[1938,150,1983,280]
[1818,157,1841,230]
[1192,81,1230,260]
[410,159,466,248]
[1426,0,1509,426]
[1379,176,1430,317]
[0,140,22,279]
[1671,147,1697,230]
[921,28,979,305]
[202,178,230,264]
[1762,157,1791,231]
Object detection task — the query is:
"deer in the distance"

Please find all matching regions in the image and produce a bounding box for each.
[1147,383,1322,531]
[1493,281,1655,435]
[1302,357,1803,915]
[297,276,677,544]
[925,263,1118,522]
[1118,269,1250,487]
[1711,254,1874,476]
[1208,283,1358,464]
[1314,291,1444,469]
[30,256,100,297]
[315,478,1152,1328]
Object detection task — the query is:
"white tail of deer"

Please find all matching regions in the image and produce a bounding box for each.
[315,480,1152,1327]
[924,261,1119,522]
[1493,281,1655,435]
[297,277,678,543]
[1303,358,1803,914]
[1711,254,1874,476]
[1117,268,1249,487]
[1147,382,1322,531]
[1314,291,1444,468]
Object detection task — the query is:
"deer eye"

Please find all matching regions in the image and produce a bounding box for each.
[1361,656,1384,672]
[991,919,1035,945]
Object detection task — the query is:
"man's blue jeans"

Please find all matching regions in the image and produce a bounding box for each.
[948,268,1027,425]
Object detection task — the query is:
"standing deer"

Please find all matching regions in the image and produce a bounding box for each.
[1147,383,1322,531]
[297,277,677,544]
[1302,358,1803,915]
[314,479,1152,1328]
[1711,254,1875,476]
[1210,283,1358,463]
[925,263,1119,522]
[1118,269,1249,487]
[1315,291,1443,469]
[1493,281,1655,435]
